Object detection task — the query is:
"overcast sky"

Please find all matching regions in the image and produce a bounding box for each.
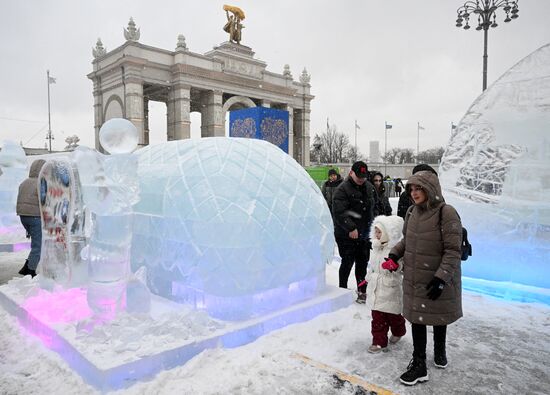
[1,0,549,156]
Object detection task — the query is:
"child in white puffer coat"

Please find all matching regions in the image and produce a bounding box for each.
[366,215,406,353]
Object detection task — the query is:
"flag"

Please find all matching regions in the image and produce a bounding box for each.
[355,120,360,129]
[418,124,425,130]
[326,117,330,130]
[451,122,457,130]
[385,123,392,129]
[48,76,56,84]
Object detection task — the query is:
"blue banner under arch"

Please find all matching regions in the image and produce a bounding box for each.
[229,107,289,153]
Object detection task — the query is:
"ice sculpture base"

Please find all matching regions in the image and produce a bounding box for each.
[0,241,30,252]
[463,276,550,306]
[0,282,352,391]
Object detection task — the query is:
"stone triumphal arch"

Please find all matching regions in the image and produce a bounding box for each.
[88,18,313,165]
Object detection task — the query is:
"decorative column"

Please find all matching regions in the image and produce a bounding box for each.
[124,77,145,146]
[302,107,311,166]
[201,90,224,137]
[143,98,150,145]
[91,39,106,151]
[284,104,294,158]
[299,68,312,167]
[293,109,304,166]
[92,78,103,151]
[167,83,191,140]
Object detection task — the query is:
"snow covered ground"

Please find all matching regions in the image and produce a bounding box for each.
[1,197,549,394]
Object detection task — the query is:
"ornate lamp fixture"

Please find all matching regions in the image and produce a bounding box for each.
[455,0,519,91]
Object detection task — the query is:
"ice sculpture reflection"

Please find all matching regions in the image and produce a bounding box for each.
[0,141,27,231]
[440,44,550,299]
[133,137,334,320]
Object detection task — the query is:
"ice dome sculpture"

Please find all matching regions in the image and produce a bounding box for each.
[132,137,334,320]
[440,44,550,294]
[0,141,27,228]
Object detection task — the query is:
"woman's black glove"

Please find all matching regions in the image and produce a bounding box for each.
[426,276,445,300]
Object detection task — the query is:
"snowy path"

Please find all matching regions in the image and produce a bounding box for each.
[1,259,549,394]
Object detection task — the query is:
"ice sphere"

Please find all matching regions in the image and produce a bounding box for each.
[0,141,27,228]
[99,118,138,154]
[38,159,87,288]
[440,43,550,289]
[132,137,334,320]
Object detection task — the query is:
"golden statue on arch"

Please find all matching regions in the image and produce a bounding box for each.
[223,5,245,45]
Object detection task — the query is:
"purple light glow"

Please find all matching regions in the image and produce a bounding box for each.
[13,242,31,252]
[22,287,93,325]
[1,283,352,391]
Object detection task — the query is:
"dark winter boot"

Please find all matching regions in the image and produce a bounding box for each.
[400,357,429,386]
[18,260,29,275]
[18,261,36,278]
[434,343,448,369]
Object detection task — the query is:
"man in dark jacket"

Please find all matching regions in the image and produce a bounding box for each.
[371,171,392,216]
[397,164,438,218]
[321,168,342,213]
[332,161,375,303]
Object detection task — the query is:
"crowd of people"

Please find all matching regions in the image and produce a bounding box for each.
[323,162,463,386]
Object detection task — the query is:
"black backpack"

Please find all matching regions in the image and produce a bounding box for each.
[439,204,472,261]
[460,227,473,261]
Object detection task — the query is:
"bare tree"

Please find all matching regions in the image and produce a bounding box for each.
[310,123,351,163]
[64,135,80,151]
[334,132,349,163]
[382,147,402,164]
[382,147,415,164]
[417,147,445,163]
[399,148,415,164]
[345,145,362,163]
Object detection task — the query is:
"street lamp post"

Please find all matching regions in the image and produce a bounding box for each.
[455,0,519,91]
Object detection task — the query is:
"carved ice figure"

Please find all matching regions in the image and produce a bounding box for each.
[0,141,27,229]
[440,43,550,290]
[75,119,140,318]
[38,159,87,288]
[133,137,334,320]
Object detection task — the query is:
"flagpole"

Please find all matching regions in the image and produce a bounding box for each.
[47,70,52,152]
[354,120,358,161]
[417,122,420,164]
[384,121,387,176]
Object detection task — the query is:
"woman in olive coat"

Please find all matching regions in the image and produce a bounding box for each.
[388,170,462,386]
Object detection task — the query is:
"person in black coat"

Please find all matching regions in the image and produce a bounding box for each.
[371,171,392,216]
[332,161,375,303]
[321,168,343,213]
[397,164,438,218]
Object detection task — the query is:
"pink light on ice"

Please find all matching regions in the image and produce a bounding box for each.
[13,242,31,252]
[21,287,93,325]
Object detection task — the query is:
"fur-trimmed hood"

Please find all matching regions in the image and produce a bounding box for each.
[369,215,404,248]
[405,170,445,208]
